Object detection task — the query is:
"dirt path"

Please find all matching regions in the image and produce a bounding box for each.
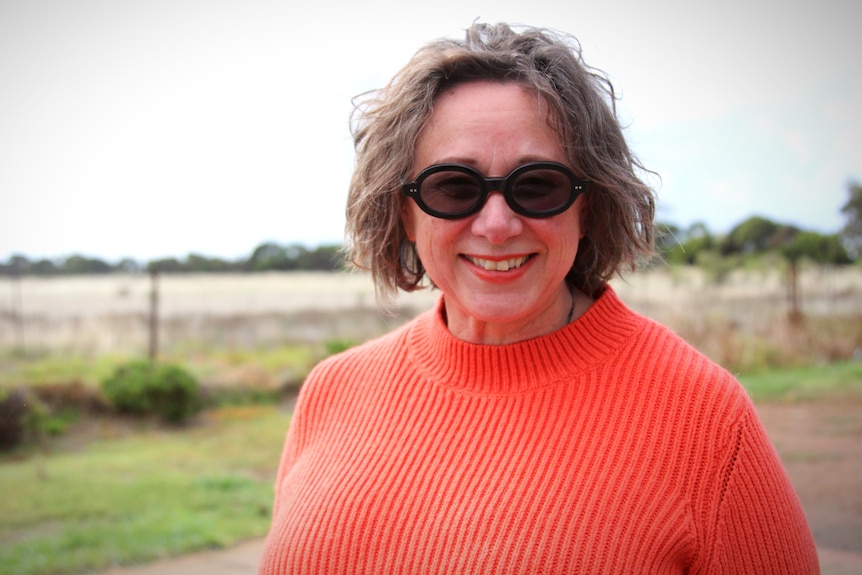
[757,398,862,574]
[757,399,862,557]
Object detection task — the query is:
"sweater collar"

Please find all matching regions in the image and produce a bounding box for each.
[405,285,645,396]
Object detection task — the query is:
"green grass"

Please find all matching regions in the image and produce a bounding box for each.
[0,343,320,391]
[738,359,862,402]
[0,351,134,389]
[181,343,318,388]
[0,406,290,575]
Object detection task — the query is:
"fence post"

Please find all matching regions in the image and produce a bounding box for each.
[149,268,160,361]
[12,270,25,354]
[787,260,802,323]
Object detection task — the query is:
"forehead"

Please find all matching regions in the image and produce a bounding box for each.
[431,80,549,119]
[415,81,566,169]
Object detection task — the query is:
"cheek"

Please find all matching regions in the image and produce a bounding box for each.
[547,208,585,260]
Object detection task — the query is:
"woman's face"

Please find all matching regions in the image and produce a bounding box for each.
[402,81,586,344]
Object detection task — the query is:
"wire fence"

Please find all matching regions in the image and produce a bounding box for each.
[1,267,859,357]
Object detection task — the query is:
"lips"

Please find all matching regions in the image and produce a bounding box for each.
[465,255,530,271]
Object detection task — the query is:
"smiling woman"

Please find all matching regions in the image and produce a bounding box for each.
[258,22,819,574]
[400,81,587,344]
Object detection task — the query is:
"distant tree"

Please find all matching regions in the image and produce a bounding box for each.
[30,259,60,275]
[115,258,142,273]
[720,216,782,255]
[248,242,292,271]
[770,224,801,249]
[780,230,852,321]
[63,255,111,274]
[664,221,715,265]
[654,221,682,252]
[9,255,31,274]
[316,245,344,271]
[840,180,862,258]
[285,244,309,269]
[146,257,184,273]
[781,231,851,266]
[185,253,236,273]
[687,221,711,240]
[295,244,342,271]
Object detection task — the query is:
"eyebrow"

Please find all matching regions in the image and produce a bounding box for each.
[425,156,564,174]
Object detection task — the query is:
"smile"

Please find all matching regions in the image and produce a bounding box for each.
[465,255,530,271]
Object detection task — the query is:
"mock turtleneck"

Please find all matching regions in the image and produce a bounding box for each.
[408,287,643,395]
[259,285,818,574]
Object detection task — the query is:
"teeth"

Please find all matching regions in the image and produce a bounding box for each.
[469,256,528,271]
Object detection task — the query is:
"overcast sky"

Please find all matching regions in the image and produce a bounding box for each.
[1,0,859,262]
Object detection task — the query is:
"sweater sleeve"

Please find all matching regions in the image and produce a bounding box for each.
[268,364,322,523]
[267,398,302,526]
[699,410,819,574]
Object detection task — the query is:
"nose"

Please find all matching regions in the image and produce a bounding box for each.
[471,192,523,244]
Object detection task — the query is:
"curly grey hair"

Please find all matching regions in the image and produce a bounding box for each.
[345,22,656,307]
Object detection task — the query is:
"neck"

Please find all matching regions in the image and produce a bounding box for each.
[445,283,588,345]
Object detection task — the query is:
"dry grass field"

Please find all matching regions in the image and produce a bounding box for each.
[1,265,859,363]
[0,271,436,355]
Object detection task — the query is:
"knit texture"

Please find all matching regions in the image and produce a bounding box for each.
[259,287,818,574]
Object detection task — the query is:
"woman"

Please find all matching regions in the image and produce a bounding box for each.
[259,23,818,574]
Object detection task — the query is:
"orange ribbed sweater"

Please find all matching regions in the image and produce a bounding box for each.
[259,287,818,574]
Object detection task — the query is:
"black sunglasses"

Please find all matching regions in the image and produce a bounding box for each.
[401,162,589,219]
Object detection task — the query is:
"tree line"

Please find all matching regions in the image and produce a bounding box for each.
[658,181,861,268]
[657,217,853,267]
[0,242,344,276]
[3,181,861,277]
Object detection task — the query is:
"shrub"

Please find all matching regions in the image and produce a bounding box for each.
[148,364,204,423]
[0,387,46,451]
[101,360,152,415]
[101,360,202,424]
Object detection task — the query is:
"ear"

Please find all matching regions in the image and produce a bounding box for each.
[577,195,589,239]
[401,200,416,242]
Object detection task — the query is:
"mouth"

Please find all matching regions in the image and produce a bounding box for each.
[465,254,531,272]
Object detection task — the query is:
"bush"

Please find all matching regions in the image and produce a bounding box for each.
[101,360,202,424]
[0,387,46,451]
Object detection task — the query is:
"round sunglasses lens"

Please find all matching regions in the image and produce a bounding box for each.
[420,171,482,215]
[511,168,572,213]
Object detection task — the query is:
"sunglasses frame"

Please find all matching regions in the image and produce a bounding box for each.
[401,161,589,219]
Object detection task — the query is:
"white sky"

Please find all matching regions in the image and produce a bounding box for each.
[1,0,860,262]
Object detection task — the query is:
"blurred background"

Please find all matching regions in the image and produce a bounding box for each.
[1,1,860,574]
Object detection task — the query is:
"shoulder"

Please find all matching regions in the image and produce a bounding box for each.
[637,314,750,417]
[595,286,741,391]
[591,288,752,431]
